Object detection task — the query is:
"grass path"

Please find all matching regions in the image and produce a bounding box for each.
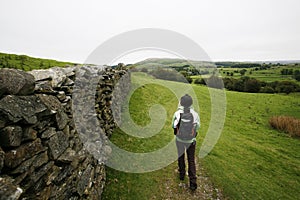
[154,157,224,200]
[103,156,224,200]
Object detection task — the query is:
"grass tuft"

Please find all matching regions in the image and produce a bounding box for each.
[269,116,300,137]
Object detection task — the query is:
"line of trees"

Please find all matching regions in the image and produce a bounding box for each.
[281,69,300,81]
[147,68,193,83]
[195,76,300,94]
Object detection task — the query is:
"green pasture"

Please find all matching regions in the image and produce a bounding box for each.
[102,72,300,199]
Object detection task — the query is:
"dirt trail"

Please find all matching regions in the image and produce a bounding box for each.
[152,158,225,200]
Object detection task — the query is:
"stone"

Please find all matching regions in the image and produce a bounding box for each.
[4,138,45,169]
[0,176,23,200]
[41,127,56,139]
[53,165,73,185]
[46,131,69,159]
[36,94,62,112]
[92,164,106,198]
[34,80,56,94]
[63,77,74,86]
[0,95,48,124]
[57,148,76,163]
[55,109,69,130]
[29,68,63,88]
[34,119,52,132]
[57,91,66,101]
[28,69,53,82]
[45,165,60,185]
[35,186,52,200]
[63,125,70,138]
[0,126,23,147]
[0,147,4,172]
[11,151,48,175]
[0,120,5,129]
[50,171,75,199]
[29,67,76,88]
[22,126,37,142]
[21,161,54,191]
[77,164,94,196]
[0,68,35,97]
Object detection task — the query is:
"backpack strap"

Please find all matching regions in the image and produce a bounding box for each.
[176,113,182,135]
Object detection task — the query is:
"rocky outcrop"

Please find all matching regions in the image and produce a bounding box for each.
[0,65,130,200]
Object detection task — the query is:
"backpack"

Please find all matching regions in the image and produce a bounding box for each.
[177,111,195,140]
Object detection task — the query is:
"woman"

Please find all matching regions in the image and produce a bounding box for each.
[172,94,200,190]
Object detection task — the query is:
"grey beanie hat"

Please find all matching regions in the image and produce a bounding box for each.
[180,94,193,107]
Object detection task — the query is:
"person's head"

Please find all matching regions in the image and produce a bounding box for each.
[180,94,193,108]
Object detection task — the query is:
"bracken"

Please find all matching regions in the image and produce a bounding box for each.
[269,116,300,137]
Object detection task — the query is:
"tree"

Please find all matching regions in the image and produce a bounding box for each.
[140,68,148,73]
[179,71,188,77]
[260,86,275,93]
[244,78,261,93]
[223,78,237,91]
[275,81,300,94]
[294,70,300,81]
[194,78,206,85]
[288,69,293,75]
[240,69,247,76]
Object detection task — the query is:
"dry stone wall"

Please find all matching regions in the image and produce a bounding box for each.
[0,66,130,200]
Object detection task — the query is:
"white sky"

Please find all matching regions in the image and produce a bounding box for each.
[0,0,299,64]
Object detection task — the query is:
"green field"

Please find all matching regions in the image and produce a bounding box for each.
[0,52,78,71]
[102,72,300,199]
[218,65,300,83]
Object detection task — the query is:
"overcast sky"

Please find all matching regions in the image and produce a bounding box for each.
[0,0,299,64]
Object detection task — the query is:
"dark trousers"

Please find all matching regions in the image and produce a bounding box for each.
[176,140,197,184]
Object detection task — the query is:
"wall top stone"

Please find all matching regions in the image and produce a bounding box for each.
[0,68,35,97]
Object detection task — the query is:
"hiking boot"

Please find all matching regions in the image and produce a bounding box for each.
[190,182,197,191]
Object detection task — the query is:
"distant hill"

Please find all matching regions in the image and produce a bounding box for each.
[0,52,79,71]
[132,58,300,69]
[257,60,300,64]
[133,58,216,69]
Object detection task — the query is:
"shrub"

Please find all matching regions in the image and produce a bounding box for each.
[294,73,300,81]
[186,76,193,84]
[140,68,148,73]
[223,77,237,91]
[269,116,300,137]
[275,81,300,94]
[260,86,275,93]
[244,78,261,93]
[149,68,188,83]
[194,78,206,85]
[239,69,247,76]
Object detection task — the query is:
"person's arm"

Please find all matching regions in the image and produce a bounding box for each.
[172,112,179,135]
[194,113,200,131]
[192,111,200,137]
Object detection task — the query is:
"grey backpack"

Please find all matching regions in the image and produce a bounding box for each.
[177,112,195,140]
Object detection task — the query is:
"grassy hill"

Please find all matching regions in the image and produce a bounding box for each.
[102,72,300,199]
[0,52,78,71]
[133,58,215,69]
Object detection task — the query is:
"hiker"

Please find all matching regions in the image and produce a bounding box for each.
[172,94,200,191]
